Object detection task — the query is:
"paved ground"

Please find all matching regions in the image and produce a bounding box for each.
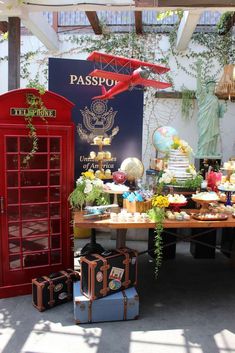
[1,233,235,353]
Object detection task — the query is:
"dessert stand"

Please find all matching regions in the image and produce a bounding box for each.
[191,198,217,214]
[218,185,235,206]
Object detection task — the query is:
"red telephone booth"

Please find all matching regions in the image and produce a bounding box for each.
[0,88,75,298]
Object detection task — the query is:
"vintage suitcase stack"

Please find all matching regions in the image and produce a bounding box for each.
[74,247,139,323]
[32,269,80,311]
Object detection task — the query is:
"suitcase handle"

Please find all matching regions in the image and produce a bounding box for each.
[49,272,61,279]
[101,250,113,257]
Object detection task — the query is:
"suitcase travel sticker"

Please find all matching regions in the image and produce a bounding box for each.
[109,267,124,290]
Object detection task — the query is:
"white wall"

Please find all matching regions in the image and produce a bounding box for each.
[0,32,234,171]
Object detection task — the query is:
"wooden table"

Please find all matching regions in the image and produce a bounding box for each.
[74,210,235,250]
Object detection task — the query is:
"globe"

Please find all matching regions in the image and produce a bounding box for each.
[152,126,178,153]
[120,158,144,181]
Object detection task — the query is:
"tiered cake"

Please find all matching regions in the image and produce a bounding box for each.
[167,149,192,181]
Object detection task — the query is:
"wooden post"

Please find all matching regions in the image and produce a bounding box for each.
[8,17,21,91]
[116,229,127,248]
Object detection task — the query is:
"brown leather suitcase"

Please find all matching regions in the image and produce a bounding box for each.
[80,248,138,300]
[32,269,80,311]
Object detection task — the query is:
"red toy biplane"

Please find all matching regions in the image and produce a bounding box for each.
[87,51,172,100]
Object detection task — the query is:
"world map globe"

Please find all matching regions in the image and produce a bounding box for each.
[120,157,144,181]
[152,126,178,153]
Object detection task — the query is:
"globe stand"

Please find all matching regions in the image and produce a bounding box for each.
[80,229,105,256]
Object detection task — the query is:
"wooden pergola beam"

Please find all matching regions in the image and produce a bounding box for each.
[135,0,235,7]
[85,11,102,35]
[135,11,143,34]
[0,21,8,33]
[8,17,20,91]
[176,10,202,51]
[52,12,58,32]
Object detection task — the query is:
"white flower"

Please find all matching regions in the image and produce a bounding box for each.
[159,170,175,184]
[76,177,83,185]
[84,180,92,193]
[93,178,104,187]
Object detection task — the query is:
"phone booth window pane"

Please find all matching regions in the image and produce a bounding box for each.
[23,252,49,268]
[50,154,60,169]
[20,137,33,152]
[9,255,21,269]
[7,189,18,204]
[50,138,60,152]
[51,235,60,249]
[6,137,18,152]
[22,204,48,220]
[20,154,48,169]
[50,171,60,185]
[50,203,60,218]
[21,188,48,203]
[37,138,48,152]
[8,223,20,238]
[50,187,60,202]
[7,172,18,187]
[22,237,48,252]
[22,220,49,237]
[9,239,21,254]
[7,206,19,221]
[21,171,48,187]
[7,155,18,170]
[51,250,61,264]
[50,219,60,234]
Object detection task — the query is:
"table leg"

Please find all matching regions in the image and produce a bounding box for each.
[116,229,127,248]
[230,239,235,267]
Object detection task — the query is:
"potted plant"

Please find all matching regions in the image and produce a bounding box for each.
[68,171,109,211]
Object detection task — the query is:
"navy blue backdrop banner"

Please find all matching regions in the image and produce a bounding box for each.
[48,58,143,180]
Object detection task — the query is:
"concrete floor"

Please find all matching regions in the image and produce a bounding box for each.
[1,233,235,353]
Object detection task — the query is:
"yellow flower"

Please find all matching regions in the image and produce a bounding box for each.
[173,136,180,144]
[82,171,95,180]
[151,194,170,208]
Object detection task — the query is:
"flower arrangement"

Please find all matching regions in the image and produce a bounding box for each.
[158,169,176,184]
[148,194,170,276]
[68,171,109,210]
[158,168,203,190]
[171,136,193,156]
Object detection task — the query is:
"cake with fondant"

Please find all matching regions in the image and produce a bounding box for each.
[167,149,192,181]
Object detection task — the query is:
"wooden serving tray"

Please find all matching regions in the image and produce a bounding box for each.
[192,213,228,221]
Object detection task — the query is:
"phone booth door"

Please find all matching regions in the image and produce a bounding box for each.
[0,89,75,298]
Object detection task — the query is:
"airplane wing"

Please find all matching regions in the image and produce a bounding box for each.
[137,78,172,89]
[89,69,130,82]
[87,51,170,75]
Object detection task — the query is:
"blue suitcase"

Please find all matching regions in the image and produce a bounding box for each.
[74,281,139,324]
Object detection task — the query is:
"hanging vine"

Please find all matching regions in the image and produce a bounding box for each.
[181,87,195,120]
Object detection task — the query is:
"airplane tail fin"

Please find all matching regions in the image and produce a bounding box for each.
[92,85,114,100]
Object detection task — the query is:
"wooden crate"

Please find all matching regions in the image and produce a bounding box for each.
[124,200,152,213]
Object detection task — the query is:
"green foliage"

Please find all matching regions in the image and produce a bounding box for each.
[181,87,195,120]
[0,32,8,42]
[26,80,46,95]
[216,12,235,35]
[22,91,47,165]
[148,206,165,277]
[157,10,183,22]
[176,174,203,190]
[68,186,86,210]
